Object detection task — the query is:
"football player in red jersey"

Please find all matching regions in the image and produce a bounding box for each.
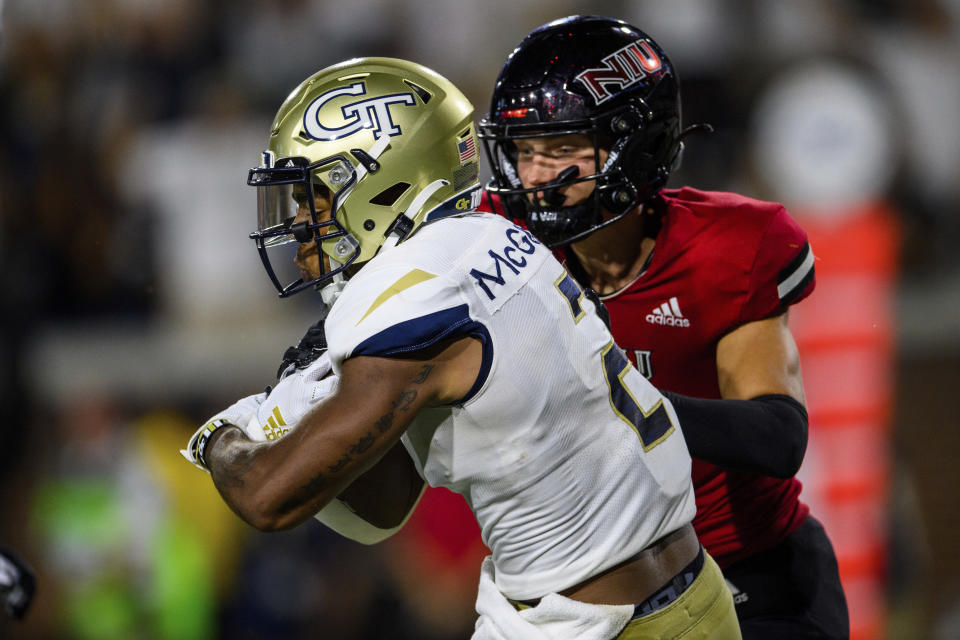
[478,15,849,639]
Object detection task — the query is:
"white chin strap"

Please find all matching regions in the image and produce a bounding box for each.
[380,178,450,252]
[319,261,347,306]
[360,135,391,175]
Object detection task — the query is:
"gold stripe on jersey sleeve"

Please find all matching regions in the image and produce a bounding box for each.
[356,268,437,325]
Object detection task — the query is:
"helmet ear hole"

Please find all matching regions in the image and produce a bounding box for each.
[369,182,411,206]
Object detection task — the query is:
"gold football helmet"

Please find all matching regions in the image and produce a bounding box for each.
[248,57,481,297]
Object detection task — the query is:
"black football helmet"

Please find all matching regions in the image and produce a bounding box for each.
[479,15,684,247]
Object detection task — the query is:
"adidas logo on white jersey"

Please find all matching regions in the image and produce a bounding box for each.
[645,296,690,327]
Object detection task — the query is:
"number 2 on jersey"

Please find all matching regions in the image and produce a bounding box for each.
[601,342,675,451]
[555,272,675,451]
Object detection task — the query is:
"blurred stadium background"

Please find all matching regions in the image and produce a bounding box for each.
[1,1,958,638]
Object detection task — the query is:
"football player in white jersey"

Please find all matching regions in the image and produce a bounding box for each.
[181,57,740,639]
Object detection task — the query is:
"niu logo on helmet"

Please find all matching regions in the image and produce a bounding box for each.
[575,40,662,104]
[303,81,416,141]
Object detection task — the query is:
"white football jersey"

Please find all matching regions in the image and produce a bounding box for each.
[326,212,696,600]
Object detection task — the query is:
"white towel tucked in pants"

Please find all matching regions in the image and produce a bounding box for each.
[472,557,635,640]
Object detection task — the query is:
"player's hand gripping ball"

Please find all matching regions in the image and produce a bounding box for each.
[181,318,335,470]
[181,391,267,472]
[248,353,338,442]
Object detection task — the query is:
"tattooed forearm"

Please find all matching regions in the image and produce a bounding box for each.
[373,411,394,433]
[394,389,418,411]
[279,472,331,515]
[329,452,351,474]
[208,428,256,490]
[393,365,431,411]
[206,429,274,523]
[329,427,378,473]
[324,366,431,478]
[274,362,439,520]
[350,431,376,455]
[412,364,433,384]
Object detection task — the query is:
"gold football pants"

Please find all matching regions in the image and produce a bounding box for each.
[617,552,741,640]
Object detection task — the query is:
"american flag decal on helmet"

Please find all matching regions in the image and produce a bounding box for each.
[458,136,476,164]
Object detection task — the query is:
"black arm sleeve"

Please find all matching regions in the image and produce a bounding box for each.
[660,391,808,478]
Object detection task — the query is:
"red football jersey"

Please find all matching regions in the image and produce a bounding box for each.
[479,186,816,568]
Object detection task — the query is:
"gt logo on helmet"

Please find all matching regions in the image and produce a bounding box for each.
[575,40,662,105]
[303,81,416,141]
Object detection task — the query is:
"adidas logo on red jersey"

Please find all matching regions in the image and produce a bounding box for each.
[646,296,690,327]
